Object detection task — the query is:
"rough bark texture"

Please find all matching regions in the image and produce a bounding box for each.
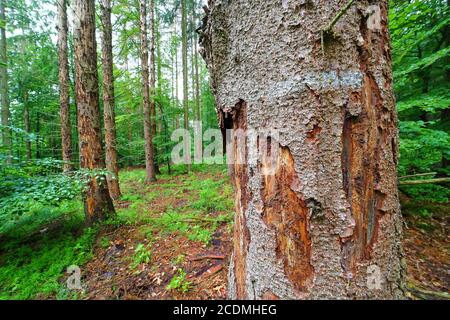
[73,0,115,225]
[100,0,121,199]
[140,0,156,182]
[201,0,406,299]
[181,0,191,169]
[57,0,72,172]
[0,0,11,163]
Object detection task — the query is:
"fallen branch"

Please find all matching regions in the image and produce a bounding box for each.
[321,0,356,54]
[399,178,450,185]
[399,172,437,180]
[189,254,225,262]
[203,264,223,278]
[324,0,357,33]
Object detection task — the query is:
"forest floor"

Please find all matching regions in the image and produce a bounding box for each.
[81,166,234,300]
[0,166,448,300]
[80,167,450,300]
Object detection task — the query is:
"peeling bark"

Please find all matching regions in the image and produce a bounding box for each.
[202,0,405,299]
[225,101,251,300]
[261,144,313,292]
[73,0,115,225]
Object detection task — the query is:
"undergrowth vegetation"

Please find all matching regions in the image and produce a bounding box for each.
[0,165,234,299]
[0,200,96,300]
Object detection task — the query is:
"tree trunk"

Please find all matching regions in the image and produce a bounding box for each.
[35,111,40,159]
[171,34,175,124]
[57,0,73,172]
[192,1,202,161]
[150,0,160,174]
[0,0,11,164]
[124,55,133,167]
[73,0,115,225]
[440,0,450,174]
[194,23,201,123]
[191,0,200,122]
[23,91,31,161]
[175,23,180,130]
[181,0,191,170]
[201,0,406,299]
[100,0,121,200]
[69,30,79,166]
[156,7,163,136]
[140,0,156,182]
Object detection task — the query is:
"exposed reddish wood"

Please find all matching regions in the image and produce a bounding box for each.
[202,264,224,278]
[260,144,313,292]
[306,124,322,142]
[341,2,395,269]
[221,101,251,299]
[261,290,280,300]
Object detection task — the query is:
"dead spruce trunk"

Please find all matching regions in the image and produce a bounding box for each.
[57,0,72,173]
[201,0,406,299]
[100,0,121,199]
[73,0,115,225]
